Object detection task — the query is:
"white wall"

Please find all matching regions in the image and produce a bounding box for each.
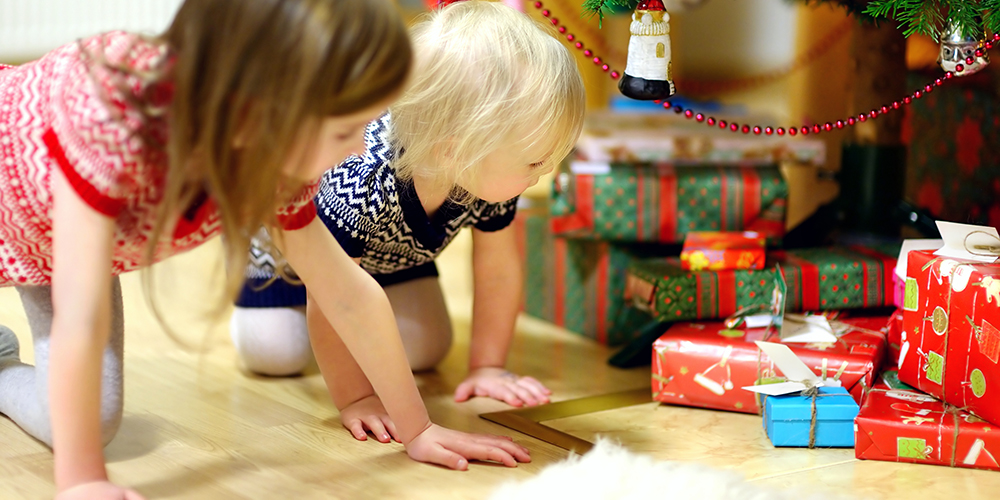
[0,0,183,62]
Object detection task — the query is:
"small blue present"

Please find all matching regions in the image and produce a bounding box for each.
[762,386,859,448]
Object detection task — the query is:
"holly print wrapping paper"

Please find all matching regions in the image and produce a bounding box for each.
[550,164,787,244]
[627,247,897,322]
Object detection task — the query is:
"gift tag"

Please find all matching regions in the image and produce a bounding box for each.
[743,341,840,396]
[934,221,999,263]
[770,268,837,343]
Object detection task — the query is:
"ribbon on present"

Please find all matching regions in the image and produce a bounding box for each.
[800,383,855,449]
[745,341,855,447]
[914,255,983,403]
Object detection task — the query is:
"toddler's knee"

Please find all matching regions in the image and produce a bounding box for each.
[406,326,453,372]
[230,307,312,376]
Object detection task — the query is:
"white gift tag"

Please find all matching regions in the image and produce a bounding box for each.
[934,221,999,263]
[742,341,840,396]
[780,314,838,343]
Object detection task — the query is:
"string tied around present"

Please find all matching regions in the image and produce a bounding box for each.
[799,383,853,449]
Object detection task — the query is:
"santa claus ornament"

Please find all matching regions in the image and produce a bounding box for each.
[619,0,676,100]
[938,15,990,76]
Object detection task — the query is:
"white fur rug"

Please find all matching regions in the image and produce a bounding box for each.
[490,440,849,500]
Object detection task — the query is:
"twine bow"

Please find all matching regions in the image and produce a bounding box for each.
[964,231,1000,258]
[799,383,853,449]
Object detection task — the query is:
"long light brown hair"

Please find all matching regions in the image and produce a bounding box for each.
[93,0,411,322]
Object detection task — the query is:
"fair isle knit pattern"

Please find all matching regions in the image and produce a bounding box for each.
[0,33,318,287]
[316,114,518,275]
[243,114,517,295]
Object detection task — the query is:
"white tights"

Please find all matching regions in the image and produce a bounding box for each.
[0,277,125,447]
[230,277,453,376]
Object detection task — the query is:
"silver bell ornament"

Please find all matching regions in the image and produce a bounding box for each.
[618,0,676,100]
[939,17,990,76]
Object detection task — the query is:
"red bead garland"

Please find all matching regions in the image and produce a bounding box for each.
[531,2,999,136]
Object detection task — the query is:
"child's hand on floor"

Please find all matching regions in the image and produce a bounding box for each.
[405,424,530,470]
[339,394,399,443]
[55,481,146,500]
[454,367,552,407]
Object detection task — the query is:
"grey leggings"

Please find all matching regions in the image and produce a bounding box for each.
[0,277,125,448]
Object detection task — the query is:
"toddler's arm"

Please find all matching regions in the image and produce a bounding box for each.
[454,226,551,407]
[277,219,529,469]
[49,170,144,499]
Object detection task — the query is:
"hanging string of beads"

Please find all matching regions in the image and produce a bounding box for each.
[530,0,1000,136]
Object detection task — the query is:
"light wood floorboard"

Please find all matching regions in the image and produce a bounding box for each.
[1,231,997,498]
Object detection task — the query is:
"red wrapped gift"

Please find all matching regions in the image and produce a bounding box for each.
[886,309,904,367]
[898,250,1000,425]
[680,231,766,271]
[651,317,887,414]
[855,388,1000,471]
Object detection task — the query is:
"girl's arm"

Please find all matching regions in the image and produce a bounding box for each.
[306,284,399,443]
[454,226,551,407]
[277,219,529,469]
[49,169,141,498]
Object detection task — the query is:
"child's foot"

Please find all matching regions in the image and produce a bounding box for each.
[0,326,20,361]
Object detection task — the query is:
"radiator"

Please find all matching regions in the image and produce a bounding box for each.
[0,0,183,62]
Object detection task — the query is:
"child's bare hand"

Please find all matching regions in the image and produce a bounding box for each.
[55,481,145,500]
[454,367,552,407]
[339,394,399,443]
[405,424,530,470]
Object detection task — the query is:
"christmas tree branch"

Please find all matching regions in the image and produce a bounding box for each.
[863,0,999,40]
[581,0,638,24]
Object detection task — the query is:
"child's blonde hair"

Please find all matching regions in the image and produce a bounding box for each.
[91,0,411,311]
[389,0,585,201]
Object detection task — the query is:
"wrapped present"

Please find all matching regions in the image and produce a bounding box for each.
[886,309,905,367]
[515,204,656,346]
[680,231,766,271]
[763,386,858,448]
[855,388,1000,471]
[573,116,827,166]
[898,247,1000,424]
[893,239,944,309]
[627,246,897,321]
[651,317,887,414]
[551,163,787,244]
[746,341,859,448]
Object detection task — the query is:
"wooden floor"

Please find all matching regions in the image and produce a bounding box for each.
[1,231,998,499]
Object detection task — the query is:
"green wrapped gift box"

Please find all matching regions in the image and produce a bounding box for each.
[626,246,897,321]
[551,163,788,244]
[515,204,656,346]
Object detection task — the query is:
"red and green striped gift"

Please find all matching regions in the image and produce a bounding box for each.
[626,246,898,321]
[550,163,787,244]
[514,205,655,346]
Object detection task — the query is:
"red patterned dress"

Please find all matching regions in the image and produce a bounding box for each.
[0,32,318,287]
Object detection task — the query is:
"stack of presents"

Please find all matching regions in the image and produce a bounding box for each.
[518,116,1000,471]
